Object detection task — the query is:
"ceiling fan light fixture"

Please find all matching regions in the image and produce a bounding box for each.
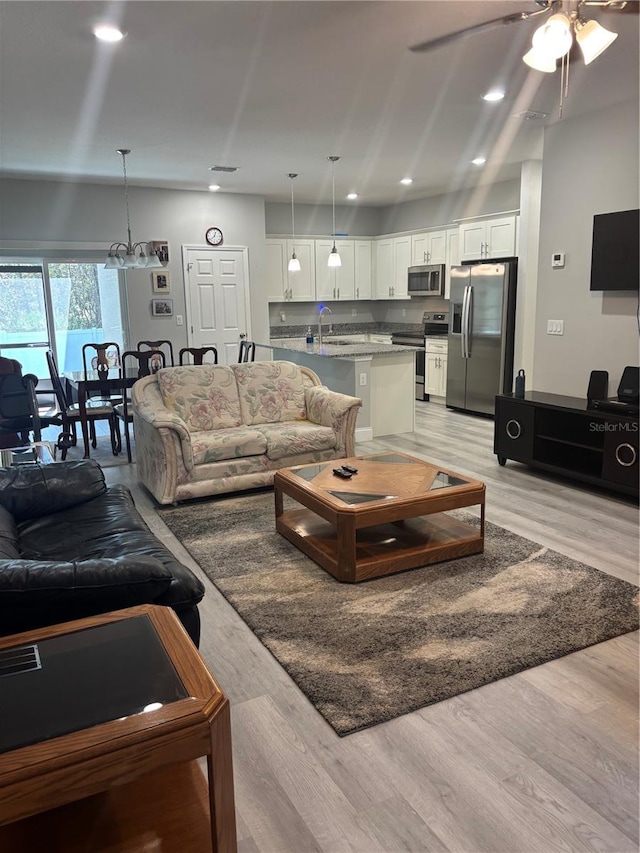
[523,46,558,72]
[531,13,573,59]
[575,19,618,64]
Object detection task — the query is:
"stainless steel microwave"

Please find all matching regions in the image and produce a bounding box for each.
[408,264,445,297]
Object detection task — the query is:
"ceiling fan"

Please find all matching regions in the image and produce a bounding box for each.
[409,1,636,60]
[409,1,636,115]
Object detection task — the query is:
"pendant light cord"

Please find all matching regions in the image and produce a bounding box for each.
[331,159,337,250]
[289,174,296,253]
[119,149,133,249]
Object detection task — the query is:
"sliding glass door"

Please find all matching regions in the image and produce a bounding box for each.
[0,260,126,377]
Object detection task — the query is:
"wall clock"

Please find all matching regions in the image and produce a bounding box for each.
[205,226,224,246]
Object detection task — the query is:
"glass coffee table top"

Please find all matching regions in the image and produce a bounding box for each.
[0,615,188,754]
[290,453,473,505]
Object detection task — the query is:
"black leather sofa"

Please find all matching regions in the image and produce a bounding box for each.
[0,460,205,644]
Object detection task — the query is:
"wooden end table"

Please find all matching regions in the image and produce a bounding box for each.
[0,605,237,853]
[274,451,485,582]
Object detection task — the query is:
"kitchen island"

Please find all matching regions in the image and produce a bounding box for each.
[258,338,420,442]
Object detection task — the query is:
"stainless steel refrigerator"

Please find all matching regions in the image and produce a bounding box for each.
[446,260,517,416]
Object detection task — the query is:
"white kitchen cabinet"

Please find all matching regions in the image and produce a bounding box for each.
[458,215,517,262]
[354,240,372,300]
[425,339,448,399]
[375,236,410,299]
[315,240,355,301]
[266,238,316,301]
[445,227,460,299]
[411,229,447,265]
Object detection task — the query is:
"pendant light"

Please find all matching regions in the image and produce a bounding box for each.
[327,156,341,268]
[104,149,163,269]
[287,173,301,272]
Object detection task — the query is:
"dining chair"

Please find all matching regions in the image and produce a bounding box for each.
[81,341,123,403]
[237,340,256,363]
[137,339,175,367]
[178,346,218,365]
[114,349,167,462]
[46,350,119,459]
[0,356,24,449]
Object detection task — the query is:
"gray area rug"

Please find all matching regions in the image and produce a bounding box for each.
[158,491,639,736]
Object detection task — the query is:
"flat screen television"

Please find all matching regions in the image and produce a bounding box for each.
[589,208,639,292]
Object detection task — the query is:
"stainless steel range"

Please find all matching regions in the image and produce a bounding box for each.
[391,311,449,401]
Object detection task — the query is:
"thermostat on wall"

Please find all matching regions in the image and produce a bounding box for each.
[552,252,565,268]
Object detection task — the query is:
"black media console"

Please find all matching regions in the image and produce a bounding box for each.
[494,391,639,498]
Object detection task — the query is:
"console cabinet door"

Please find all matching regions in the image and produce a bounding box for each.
[602,423,639,487]
[494,398,535,463]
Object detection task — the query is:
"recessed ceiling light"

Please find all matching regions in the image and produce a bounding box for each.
[346,192,358,200]
[400,177,413,185]
[471,157,487,166]
[483,90,505,102]
[93,24,125,42]
[208,184,221,192]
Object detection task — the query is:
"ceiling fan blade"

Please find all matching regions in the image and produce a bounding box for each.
[409,7,551,54]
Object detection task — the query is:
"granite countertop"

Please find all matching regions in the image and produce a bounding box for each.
[260,339,422,358]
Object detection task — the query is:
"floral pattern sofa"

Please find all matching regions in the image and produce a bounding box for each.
[131,360,362,504]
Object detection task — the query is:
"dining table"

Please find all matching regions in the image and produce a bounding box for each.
[64,369,141,460]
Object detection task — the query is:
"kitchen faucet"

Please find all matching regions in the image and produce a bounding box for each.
[317,305,332,347]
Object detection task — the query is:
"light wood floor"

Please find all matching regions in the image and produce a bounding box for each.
[107,401,639,853]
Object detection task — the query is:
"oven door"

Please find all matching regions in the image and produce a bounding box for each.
[415,348,426,401]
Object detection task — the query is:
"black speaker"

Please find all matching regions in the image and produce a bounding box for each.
[587,370,608,403]
[618,366,639,404]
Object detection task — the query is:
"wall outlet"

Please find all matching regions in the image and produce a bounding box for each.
[351,309,357,317]
[176,314,184,326]
[280,312,286,322]
[401,308,406,317]
[547,319,564,335]
[359,373,367,386]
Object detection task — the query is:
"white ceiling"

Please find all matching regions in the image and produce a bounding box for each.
[0,1,637,205]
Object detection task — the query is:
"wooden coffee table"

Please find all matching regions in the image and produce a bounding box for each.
[274,451,485,582]
[0,605,237,852]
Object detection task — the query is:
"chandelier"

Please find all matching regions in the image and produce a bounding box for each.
[104,149,163,269]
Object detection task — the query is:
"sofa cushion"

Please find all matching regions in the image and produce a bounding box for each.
[156,365,242,431]
[191,426,267,464]
[233,361,307,426]
[0,505,19,560]
[254,421,337,461]
[0,460,107,521]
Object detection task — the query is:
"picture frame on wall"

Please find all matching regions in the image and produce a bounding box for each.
[150,241,169,264]
[151,271,170,293]
[151,298,173,317]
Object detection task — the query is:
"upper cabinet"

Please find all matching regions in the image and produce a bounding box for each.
[375,236,411,299]
[354,241,372,300]
[411,229,447,265]
[266,238,316,301]
[458,215,517,262]
[444,227,460,300]
[315,240,356,301]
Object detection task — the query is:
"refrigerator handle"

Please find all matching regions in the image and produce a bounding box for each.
[461,285,471,358]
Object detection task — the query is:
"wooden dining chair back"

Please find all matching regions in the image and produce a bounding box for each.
[114,349,167,462]
[178,346,218,365]
[237,340,256,363]
[136,339,175,367]
[81,341,123,405]
[46,350,119,459]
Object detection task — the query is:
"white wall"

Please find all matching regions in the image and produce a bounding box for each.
[378,179,521,234]
[0,178,269,352]
[533,99,639,396]
[265,202,382,236]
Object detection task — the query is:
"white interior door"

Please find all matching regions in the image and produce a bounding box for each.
[184,248,249,365]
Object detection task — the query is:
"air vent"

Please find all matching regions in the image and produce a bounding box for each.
[514,110,548,121]
[0,644,42,677]
[209,165,239,173]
